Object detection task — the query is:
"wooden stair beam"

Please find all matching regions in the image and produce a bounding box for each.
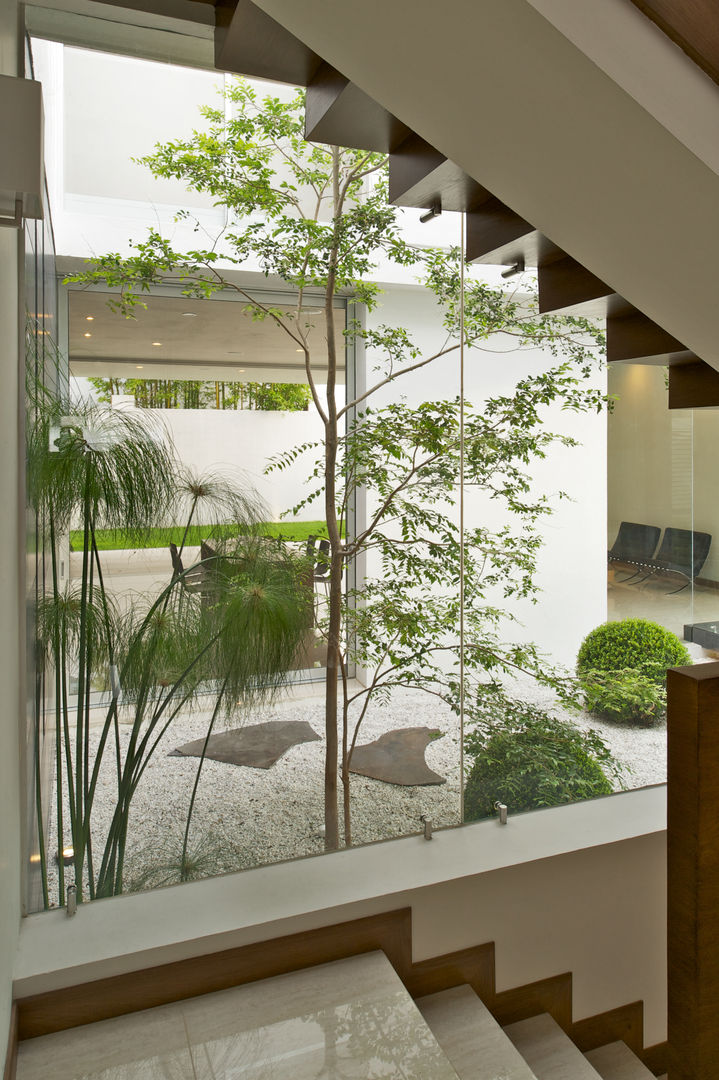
[629,0,719,87]
[214,0,322,85]
[606,310,691,365]
[668,358,719,409]
[305,61,410,152]
[389,132,489,211]
[466,203,561,267]
[538,254,615,315]
[666,661,719,1080]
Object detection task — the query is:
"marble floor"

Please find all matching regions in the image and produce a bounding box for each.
[607,565,719,648]
[16,953,460,1080]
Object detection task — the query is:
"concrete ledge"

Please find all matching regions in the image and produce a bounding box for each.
[14,785,666,997]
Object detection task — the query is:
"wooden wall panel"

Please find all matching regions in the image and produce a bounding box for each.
[667,661,719,1080]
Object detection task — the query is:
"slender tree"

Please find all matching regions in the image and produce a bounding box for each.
[66,80,606,851]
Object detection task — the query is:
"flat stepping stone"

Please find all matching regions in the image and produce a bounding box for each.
[170,720,321,769]
[349,726,446,786]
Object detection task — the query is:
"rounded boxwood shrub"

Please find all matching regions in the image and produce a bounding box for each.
[463,696,620,822]
[576,618,690,725]
[577,618,690,682]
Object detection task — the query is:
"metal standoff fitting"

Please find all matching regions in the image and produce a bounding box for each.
[494,801,508,825]
[66,884,77,917]
[419,814,433,840]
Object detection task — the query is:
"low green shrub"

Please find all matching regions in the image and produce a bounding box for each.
[463,694,622,822]
[579,668,666,727]
[576,618,690,725]
[577,618,690,683]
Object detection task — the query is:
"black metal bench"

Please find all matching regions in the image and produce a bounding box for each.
[615,526,712,594]
[608,521,661,568]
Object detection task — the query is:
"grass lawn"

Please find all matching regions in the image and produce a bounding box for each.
[71,521,331,551]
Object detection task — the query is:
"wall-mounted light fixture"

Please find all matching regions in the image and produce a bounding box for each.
[501,258,525,279]
[0,74,44,228]
[419,202,442,224]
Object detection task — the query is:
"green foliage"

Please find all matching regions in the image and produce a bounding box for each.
[70,520,331,551]
[87,376,310,411]
[579,668,666,727]
[63,76,608,852]
[29,378,308,905]
[577,618,690,725]
[463,694,622,821]
[124,830,236,891]
[577,618,691,681]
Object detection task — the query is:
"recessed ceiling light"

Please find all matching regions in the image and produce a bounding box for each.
[136,365,144,370]
[238,368,246,373]
[84,332,92,338]
[151,341,162,347]
[85,315,94,321]
[295,348,304,353]
[181,312,197,318]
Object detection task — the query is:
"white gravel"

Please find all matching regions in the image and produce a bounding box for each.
[42,678,669,907]
[44,684,462,905]
[517,678,667,791]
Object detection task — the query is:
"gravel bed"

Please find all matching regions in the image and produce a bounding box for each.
[517,677,667,790]
[44,685,462,905]
[42,677,670,907]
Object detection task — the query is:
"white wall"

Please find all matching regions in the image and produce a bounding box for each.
[31,39,227,261]
[608,364,719,582]
[138,404,325,522]
[364,286,607,669]
[0,2,23,1067]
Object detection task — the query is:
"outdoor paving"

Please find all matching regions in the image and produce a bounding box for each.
[349,727,447,786]
[171,719,321,769]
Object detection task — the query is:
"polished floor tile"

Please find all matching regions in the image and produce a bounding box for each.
[181,952,459,1079]
[16,1003,194,1080]
[17,953,460,1080]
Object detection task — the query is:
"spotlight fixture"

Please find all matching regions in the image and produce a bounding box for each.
[151,341,162,347]
[85,315,94,321]
[136,365,144,370]
[55,846,74,866]
[295,348,304,353]
[238,368,246,373]
[181,312,197,317]
[29,853,41,864]
[419,202,441,224]
[83,332,92,338]
[501,258,525,279]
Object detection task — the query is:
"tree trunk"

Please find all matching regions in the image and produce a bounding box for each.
[323,546,341,849]
[322,145,342,851]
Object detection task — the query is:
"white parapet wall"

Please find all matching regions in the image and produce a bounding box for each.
[14,787,668,1047]
[112,398,325,524]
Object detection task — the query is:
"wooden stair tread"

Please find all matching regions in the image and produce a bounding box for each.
[585,1042,657,1080]
[417,985,538,1080]
[504,1013,603,1080]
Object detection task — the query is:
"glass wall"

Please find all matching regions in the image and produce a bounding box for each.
[26,37,661,912]
[606,362,719,788]
[24,40,63,914]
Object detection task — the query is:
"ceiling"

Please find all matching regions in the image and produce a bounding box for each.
[69,290,346,384]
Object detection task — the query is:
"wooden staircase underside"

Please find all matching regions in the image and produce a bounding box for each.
[214,0,719,409]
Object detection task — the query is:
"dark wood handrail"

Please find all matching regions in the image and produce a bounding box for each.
[666,660,719,1079]
[630,1,719,86]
